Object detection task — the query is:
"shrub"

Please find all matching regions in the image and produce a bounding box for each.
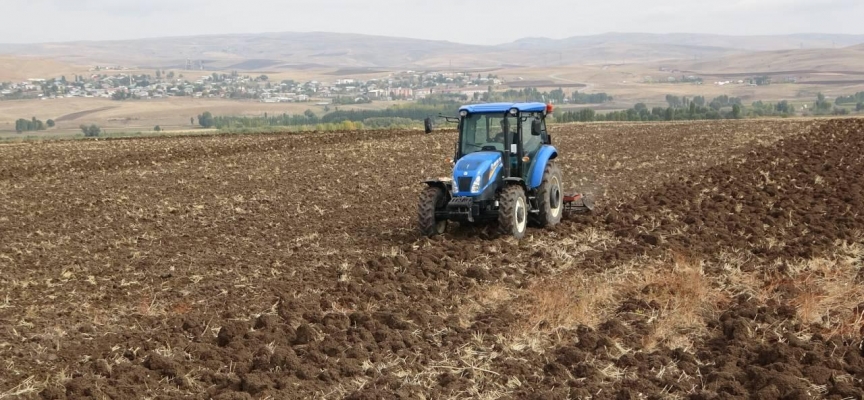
[81,124,101,137]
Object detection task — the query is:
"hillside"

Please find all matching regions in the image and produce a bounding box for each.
[670,47,864,76]
[0,56,89,81]
[505,32,864,52]
[2,32,864,70]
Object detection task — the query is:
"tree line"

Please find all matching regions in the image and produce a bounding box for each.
[198,110,319,129]
[15,117,54,133]
[835,91,864,105]
[197,104,454,130]
[494,87,612,105]
[554,92,863,123]
[554,94,770,123]
[555,102,744,123]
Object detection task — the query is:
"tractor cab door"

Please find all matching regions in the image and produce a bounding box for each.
[520,115,545,180]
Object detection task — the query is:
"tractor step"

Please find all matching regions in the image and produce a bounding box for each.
[563,193,595,215]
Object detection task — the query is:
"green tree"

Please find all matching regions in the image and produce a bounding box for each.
[857,102,863,112]
[549,88,566,103]
[665,107,674,121]
[15,118,27,133]
[154,125,161,132]
[46,119,55,128]
[81,124,101,137]
[732,104,742,119]
[198,111,214,128]
[303,109,317,119]
[16,117,46,132]
[813,92,832,113]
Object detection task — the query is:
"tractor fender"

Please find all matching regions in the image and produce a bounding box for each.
[526,145,559,189]
[503,177,526,188]
[423,179,452,192]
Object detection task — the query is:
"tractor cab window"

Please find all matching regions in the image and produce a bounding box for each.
[460,114,516,155]
[521,115,543,156]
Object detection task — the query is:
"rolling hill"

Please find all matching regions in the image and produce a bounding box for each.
[670,47,864,76]
[0,56,89,82]
[2,32,864,70]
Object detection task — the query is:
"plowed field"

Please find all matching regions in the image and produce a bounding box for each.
[1,119,862,399]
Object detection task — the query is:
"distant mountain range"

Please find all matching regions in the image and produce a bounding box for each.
[1,32,864,70]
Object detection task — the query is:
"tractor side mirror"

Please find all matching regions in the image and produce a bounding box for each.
[531,119,542,136]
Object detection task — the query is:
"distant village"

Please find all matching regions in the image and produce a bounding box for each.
[0,65,505,104]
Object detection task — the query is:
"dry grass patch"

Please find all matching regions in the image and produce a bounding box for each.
[521,270,622,331]
[785,241,864,338]
[517,252,727,351]
[720,237,864,339]
[518,237,863,355]
[635,254,728,351]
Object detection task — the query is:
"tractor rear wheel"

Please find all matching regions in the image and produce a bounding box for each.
[499,185,528,239]
[418,186,448,236]
[535,161,563,227]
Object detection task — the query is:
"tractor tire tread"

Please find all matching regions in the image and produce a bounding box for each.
[498,185,527,239]
[418,186,447,237]
[535,161,563,228]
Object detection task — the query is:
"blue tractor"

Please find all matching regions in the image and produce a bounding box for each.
[419,102,592,239]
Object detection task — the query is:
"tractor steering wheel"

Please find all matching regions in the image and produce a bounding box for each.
[481,145,499,151]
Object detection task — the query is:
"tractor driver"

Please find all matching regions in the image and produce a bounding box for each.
[492,118,517,145]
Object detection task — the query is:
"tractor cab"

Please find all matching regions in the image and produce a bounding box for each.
[456,103,552,185]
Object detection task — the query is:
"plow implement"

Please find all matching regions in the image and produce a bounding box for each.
[563,193,595,216]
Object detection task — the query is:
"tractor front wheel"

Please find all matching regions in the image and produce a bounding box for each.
[418,186,448,237]
[535,161,563,227]
[499,185,528,239]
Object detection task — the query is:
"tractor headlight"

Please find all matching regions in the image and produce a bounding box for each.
[460,110,468,117]
[471,175,482,193]
[509,108,518,116]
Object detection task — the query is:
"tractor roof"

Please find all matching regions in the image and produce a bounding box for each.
[459,102,547,114]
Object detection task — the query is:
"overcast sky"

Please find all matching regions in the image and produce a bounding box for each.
[2,0,863,45]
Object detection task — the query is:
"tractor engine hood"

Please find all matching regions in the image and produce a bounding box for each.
[452,152,503,196]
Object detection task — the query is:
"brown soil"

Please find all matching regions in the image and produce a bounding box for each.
[53,107,119,122]
[0,118,861,399]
